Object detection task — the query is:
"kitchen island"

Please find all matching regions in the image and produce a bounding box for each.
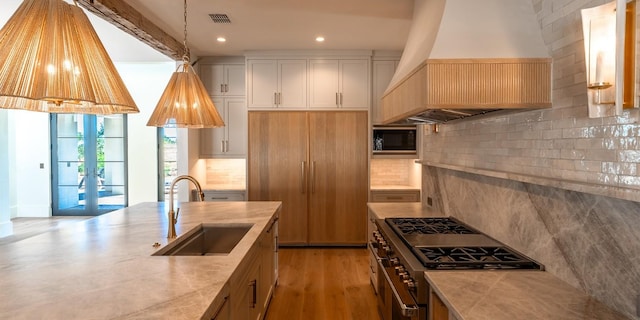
[0,201,281,319]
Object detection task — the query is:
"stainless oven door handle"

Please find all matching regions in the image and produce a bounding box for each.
[376,257,419,317]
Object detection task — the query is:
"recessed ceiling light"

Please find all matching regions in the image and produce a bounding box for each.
[217,37,226,42]
[315,36,325,42]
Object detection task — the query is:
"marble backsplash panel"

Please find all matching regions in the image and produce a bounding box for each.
[423,166,640,320]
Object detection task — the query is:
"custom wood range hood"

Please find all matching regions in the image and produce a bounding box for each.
[381,0,552,124]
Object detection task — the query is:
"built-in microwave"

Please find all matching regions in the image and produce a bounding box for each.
[372,126,418,156]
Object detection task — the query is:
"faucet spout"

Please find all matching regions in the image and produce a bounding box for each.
[167,175,205,238]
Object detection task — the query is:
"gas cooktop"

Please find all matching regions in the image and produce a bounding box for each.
[384,217,543,270]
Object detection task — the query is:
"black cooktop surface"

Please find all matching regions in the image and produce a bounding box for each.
[414,246,542,270]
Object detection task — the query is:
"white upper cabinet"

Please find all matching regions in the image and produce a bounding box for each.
[201,63,245,96]
[200,97,247,158]
[372,60,399,124]
[247,59,307,108]
[309,59,369,109]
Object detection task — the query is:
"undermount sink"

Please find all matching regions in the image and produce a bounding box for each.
[153,223,253,256]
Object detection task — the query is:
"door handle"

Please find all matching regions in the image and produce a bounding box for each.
[224,84,229,92]
[274,92,278,106]
[221,140,225,153]
[335,92,339,107]
[278,92,282,105]
[340,92,343,106]
[225,140,229,152]
[220,84,224,93]
[249,279,257,308]
[311,161,316,194]
[301,161,307,194]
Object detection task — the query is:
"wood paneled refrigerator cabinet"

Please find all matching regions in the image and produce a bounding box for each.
[248,111,368,245]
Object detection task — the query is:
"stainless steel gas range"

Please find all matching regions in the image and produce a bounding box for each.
[369,217,543,320]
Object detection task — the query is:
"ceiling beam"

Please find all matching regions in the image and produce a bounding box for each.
[76,0,183,60]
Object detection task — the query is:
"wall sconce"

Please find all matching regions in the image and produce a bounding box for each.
[581,0,636,117]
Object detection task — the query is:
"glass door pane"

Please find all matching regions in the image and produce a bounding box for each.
[52,114,127,216]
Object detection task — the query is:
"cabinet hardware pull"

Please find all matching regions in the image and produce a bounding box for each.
[340,92,343,106]
[249,279,257,308]
[335,92,339,106]
[210,197,229,200]
[274,92,277,105]
[220,84,224,93]
[311,161,316,194]
[225,140,229,153]
[220,140,225,153]
[278,92,282,105]
[224,84,228,92]
[301,161,307,194]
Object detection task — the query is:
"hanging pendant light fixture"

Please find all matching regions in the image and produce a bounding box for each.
[146,0,224,128]
[0,0,138,114]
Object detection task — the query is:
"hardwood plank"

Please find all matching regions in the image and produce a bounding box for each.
[265,248,381,320]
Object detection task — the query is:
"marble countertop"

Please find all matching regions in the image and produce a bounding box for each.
[0,201,281,320]
[368,202,443,219]
[425,270,628,320]
[370,185,421,191]
[198,184,246,191]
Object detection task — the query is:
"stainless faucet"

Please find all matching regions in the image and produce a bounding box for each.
[167,175,205,238]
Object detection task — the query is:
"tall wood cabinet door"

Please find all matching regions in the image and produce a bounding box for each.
[339,60,369,109]
[247,60,278,108]
[308,60,340,108]
[248,112,309,244]
[307,111,368,244]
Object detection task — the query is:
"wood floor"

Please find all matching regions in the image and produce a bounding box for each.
[265,247,381,320]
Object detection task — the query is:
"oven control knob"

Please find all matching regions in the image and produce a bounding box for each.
[389,258,399,265]
[405,280,416,291]
[398,272,410,280]
[394,265,405,274]
[383,246,392,255]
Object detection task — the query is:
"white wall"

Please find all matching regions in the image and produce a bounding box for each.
[116,62,176,205]
[0,110,13,235]
[14,111,50,217]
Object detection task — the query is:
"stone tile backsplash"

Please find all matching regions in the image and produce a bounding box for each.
[422,167,640,320]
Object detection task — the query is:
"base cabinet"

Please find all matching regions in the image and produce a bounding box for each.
[430,290,449,320]
[228,216,278,320]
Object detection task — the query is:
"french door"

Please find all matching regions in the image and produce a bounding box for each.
[51,114,128,216]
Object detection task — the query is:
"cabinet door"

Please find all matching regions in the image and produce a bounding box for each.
[372,60,397,123]
[308,59,340,108]
[278,60,308,108]
[339,59,369,109]
[200,97,226,157]
[225,98,247,157]
[200,64,225,96]
[247,60,278,108]
[307,111,368,244]
[225,64,246,96]
[248,112,309,244]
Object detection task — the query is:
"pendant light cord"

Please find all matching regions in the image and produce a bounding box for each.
[182,0,189,65]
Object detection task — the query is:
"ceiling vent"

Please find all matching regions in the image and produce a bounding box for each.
[209,14,231,24]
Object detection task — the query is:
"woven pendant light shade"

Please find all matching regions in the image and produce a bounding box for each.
[147,62,225,128]
[0,0,138,114]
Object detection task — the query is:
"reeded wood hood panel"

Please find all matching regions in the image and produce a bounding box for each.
[381,58,552,124]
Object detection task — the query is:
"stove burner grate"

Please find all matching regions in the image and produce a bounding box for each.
[414,246,541,270]
[387,217,478,235]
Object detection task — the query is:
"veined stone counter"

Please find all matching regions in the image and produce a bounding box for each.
[425,270,628,320]
[368,202,443,219]
[0,201,281,319]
